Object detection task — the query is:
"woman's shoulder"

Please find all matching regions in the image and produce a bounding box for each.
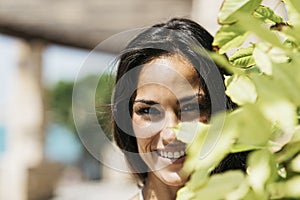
[129,193,140,200]
[130,188,144,200]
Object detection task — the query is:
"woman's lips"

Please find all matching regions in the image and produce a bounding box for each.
[153,143,187,163]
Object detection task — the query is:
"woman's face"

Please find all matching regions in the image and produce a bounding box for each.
[132,54,210,186]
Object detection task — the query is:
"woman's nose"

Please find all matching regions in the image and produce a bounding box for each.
[161,111,180,145]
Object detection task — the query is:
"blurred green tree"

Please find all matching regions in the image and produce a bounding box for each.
[47,73,115,139]
[48,81,74,130]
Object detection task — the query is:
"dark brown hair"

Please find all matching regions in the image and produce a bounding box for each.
[112,18,247,186]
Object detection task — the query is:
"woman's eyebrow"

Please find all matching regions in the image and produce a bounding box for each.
[134,99,158,105]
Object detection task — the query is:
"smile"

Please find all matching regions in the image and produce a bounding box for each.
[157,150,186,159]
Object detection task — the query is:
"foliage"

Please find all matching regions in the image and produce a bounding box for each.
[48,74,114,139]
[95,74,115,140]
[48,81,75,130]
[176,0,300,199]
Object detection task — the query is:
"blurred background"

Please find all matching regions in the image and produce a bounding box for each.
[1,0,283,199]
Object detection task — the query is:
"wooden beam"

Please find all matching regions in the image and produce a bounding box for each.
[0,0,192,51]
[0,23,113,50]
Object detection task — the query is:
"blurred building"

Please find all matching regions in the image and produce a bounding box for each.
[0,0,196,200]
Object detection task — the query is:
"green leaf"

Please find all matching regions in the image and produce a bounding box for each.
[242,190,258,200]
[249,58,300,107]
[260,101,297,153]
[182,113,237,173]
[180,122,210,173]
[225,74,257,105]
[290,154,300,172]
[269,48,291,64]
[218,0,262,24]
[275,140,300,163]
[287,55,300,91]
[177,169,209,200]
[193,171,246,200]
[253,43,291,71]
[213,24,248,54]
[236,12,285,49]
[231,143,263,153]
[176,188,195,200]
[284,0,300,30]
[290,126,300,142]
[253,5,284,24]
[228,105,272,148]
[261,100,296,140]
[283,38,300,50]
[208,52,244,75]
[272,61,300,105]
[173,122,209,144]
[226,179,250,200]
[297,106,300,124]
[253,43,273,75]
[282,25,300,46]
[247,150,277,197]
[229,46,255,68]
[268,176,300,198]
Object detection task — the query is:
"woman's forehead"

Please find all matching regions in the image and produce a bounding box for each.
[137,54,200,88]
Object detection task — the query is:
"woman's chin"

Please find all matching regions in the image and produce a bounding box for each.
[156,171,188,187]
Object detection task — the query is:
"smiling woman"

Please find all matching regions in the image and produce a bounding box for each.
[132,55,206,187]
[112,18,248,200]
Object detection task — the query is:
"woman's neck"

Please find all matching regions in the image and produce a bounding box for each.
[142,173,182,200]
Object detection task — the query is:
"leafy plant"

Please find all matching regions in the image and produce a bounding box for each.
[48,81,75,131]
[176,0,300,199]
[48,74,114,138]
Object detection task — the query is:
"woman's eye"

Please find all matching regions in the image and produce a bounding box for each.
[181,103,200,113]
[136,107,161,116]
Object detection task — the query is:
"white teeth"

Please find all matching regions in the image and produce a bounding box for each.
[164,151,168,158]
[174,152,180,159]
[158,150,185,159]
[180,150,185,156]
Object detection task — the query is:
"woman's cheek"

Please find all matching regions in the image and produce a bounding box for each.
[133,119,164,139]
[137,138,153,154]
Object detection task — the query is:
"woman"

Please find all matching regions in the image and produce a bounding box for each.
[112,18,247,200]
